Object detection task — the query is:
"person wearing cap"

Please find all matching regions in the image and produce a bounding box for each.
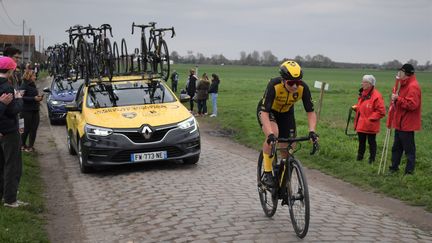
[388,63,422,175]
[0,56,27,208]
[352,75,386,164]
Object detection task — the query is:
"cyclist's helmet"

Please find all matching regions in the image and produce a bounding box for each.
[279,60,303,81]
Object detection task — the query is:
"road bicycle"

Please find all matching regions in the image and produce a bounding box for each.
[66,25,94,82]
[147,27,175,81]
[87,24,115,80]
[257,136,318,238]
[131,22,156,73]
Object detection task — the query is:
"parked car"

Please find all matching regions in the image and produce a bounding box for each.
[43,77,84,124]
[65,76,200,173]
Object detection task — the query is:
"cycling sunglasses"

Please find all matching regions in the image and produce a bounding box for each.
[285,80,302,86]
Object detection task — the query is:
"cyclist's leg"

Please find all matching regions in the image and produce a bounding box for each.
[257,110,279,174]
[277,108,296,159]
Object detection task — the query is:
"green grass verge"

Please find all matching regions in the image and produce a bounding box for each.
[0,152,48,242]
[172,63,432,212]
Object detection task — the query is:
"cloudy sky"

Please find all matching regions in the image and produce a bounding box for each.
[1,0,431,64]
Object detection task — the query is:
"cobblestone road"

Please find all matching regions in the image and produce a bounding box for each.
[38,78,431,242]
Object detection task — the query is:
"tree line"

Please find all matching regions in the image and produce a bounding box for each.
[171,50,432,71]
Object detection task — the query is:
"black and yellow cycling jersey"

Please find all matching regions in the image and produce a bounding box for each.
[256,77,314,139]
[258,77,314,114]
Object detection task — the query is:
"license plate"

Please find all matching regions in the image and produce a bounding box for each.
[131,151,167,162]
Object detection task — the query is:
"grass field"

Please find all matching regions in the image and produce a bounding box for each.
[0,152,48,242]
[172,64,432,212]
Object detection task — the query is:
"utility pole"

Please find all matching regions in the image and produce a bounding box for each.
[28,28,31,63]
[21,19,25,67]
[39,35,41,53]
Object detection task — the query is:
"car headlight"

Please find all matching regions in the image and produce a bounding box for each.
[177,116,197,133]
[85,124,113,139]
[49,99,65,106]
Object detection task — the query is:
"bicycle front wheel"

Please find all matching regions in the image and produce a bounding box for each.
[287,158,310,238]
[156,40,170,81]
[257,151,277,217]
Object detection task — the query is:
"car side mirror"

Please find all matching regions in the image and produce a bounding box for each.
[43,87,51,93]
[65,102,81,112]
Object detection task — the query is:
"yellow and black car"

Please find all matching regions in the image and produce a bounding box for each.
[65,76,200,173]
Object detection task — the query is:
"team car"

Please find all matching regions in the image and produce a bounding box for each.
[43,77,84,124]
[65,76,200,173]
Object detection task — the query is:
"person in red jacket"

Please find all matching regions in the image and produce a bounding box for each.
[388,64,422,175]
[353,75,386,163]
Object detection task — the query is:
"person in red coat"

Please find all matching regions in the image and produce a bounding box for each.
[353,75,386,163]
[388,64,422,175]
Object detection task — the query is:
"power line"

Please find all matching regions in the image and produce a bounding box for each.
[0,0,20,27]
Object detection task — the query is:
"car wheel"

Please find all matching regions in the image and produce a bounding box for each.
[78,139,92,173]
[67,131,77,155]
[183,155,199,164]
[49,118,56,125]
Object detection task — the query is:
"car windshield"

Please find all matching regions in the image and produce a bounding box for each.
[86,81,176,108]
[53,79,84,92]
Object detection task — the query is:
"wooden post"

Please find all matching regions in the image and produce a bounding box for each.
[317,82,326,121]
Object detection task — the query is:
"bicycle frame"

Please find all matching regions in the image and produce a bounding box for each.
[258,136,316,238]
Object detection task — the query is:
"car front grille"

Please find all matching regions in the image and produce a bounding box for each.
[115,126,175,143]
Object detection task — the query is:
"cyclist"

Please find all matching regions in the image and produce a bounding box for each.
[257,60,318,187]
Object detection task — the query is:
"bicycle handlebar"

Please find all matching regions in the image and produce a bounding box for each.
[151,27,176,38]
[269,136,319,158]
[131,22,157,35]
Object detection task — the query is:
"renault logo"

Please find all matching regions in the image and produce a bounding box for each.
[141,125,153,139]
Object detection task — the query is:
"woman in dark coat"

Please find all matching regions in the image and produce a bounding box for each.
[19,70,43,152]
[196,73,210,116]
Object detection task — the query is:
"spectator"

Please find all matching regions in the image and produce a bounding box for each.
[209,73,220,117]
[388,64,422,175]
[353,75,386,164]
[3,47,22,88]
[186,68,198,113]
[34,63,40,80]
[170,70,179,92]
[196,73,210,116]
[0,56,27,208]
[20,70,43,152]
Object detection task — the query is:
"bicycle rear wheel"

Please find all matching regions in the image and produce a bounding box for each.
[287,158,310,238]
[257,151,278,217]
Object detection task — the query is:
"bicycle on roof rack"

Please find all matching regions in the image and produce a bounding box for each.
[131,22,175,81]
[66,24,94,82]
[86,24,115,80]
[148,26,175,81]
[257,136,319,239]
[131,22,156,74]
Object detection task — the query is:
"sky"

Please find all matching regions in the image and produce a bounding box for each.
[1,0,431,64]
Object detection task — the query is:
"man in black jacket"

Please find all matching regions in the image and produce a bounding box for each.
[0,56,26,208]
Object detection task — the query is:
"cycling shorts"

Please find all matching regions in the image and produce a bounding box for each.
[257,100,296,139]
